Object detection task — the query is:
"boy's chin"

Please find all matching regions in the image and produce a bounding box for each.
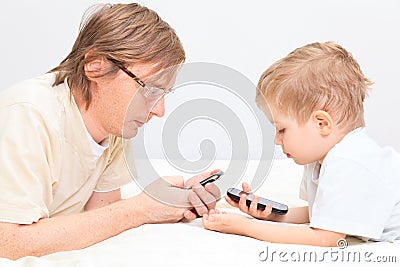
[291,157,312,166]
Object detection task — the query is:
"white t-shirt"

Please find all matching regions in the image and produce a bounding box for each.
[300,128,400,242]
[87,132,109,161]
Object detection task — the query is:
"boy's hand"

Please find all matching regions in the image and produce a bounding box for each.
[202,209,249,235]
[225,182,273,220]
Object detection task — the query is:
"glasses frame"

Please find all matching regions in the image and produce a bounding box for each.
[108,58,171,100]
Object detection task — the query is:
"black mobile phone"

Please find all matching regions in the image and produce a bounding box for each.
[200,170,224,187]
[188,170,224,189]
[226,188,288,215]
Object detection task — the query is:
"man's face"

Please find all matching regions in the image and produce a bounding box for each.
[89,62,176,139]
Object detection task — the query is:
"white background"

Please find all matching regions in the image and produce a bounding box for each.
[1,0,399,158]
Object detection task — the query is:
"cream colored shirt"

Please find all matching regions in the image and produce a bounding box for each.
[0,73,135,224]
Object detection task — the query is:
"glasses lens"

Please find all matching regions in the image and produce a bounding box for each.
[142,86,166,100]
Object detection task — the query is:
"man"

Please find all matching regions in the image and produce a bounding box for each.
[0,3,219,259]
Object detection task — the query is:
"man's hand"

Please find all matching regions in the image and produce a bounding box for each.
[185,170,221,218]
[136,171,222,223]
[135,176,193,224]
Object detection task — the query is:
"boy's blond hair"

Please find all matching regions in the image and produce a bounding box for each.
[256,41,372,132]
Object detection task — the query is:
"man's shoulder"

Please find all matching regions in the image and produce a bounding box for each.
[1,73,63,107]
[0,73,67,121]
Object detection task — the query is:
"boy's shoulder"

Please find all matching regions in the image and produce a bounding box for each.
[333,128,380,154]
[326,128,400,176]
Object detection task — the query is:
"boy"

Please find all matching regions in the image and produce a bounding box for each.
[202,41,400,246]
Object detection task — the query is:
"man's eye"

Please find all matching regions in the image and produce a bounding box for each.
[278,128,286,134]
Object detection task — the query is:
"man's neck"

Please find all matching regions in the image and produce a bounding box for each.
[72,89,108,144]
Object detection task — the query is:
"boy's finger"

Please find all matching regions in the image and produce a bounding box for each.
[242,182,251,193]
[238,193,249,213]
[225,196,239,208]
[249,195,259,215]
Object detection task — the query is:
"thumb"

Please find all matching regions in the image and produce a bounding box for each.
[162,175,184,187]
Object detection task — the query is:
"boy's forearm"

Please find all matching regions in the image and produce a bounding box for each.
[244,220,345,247]
[267,206,309,224]
[0,197,144,260]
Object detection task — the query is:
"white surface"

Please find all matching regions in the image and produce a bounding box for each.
[1,0,399,157]
[1,159,399,267]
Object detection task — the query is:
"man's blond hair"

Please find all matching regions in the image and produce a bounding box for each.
[256,41,372,132]
[51,3,185,107]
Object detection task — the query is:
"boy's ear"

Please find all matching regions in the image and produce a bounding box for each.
[312,110,333,136]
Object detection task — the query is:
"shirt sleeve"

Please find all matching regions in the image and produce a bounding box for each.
[0,104,54,224]
[94,137,136,192]
[309,156,395,239]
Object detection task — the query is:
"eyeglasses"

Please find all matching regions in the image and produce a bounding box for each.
[109,58,171,100]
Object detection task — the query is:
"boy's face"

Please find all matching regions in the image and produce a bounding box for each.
[265,105,332,165]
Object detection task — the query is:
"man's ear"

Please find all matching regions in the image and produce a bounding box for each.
[83,52,107,78]
[312,110,333,136]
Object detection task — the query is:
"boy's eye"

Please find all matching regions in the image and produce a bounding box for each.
[278,128,286,134]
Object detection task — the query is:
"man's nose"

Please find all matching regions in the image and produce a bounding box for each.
[147,96,165,121]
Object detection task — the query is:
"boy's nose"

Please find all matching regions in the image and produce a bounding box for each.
[274,134,283,146]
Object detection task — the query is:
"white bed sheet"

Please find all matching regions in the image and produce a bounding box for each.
[1,159,399,267]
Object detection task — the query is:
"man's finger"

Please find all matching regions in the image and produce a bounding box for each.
[204,183,221,200]
[188,191,208,216]
[192,186,217,210]
[183,210,197,221]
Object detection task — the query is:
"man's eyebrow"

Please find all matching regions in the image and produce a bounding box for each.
[153,83,165,88]
[147,79,169,89]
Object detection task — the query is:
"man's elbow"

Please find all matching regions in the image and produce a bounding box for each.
[0,247,25,261]
[0,223,36,260]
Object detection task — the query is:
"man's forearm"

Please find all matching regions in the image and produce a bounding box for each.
[0,197,143,260]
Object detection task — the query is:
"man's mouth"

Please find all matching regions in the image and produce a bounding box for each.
[134,120,144,127]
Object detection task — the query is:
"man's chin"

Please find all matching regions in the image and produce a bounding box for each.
[121,128,139,139]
